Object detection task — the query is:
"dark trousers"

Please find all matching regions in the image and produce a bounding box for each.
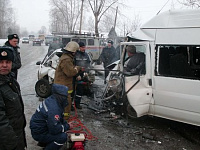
[32,132,67,150]
[75,84,84,106]
[104,65,109,81]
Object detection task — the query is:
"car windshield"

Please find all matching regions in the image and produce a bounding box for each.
[23,38,29,40]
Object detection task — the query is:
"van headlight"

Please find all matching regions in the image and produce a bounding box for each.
[108,76,122,93]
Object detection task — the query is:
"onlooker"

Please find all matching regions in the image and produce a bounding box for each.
[74,42,91,109]
[47,37,61,56]
[100,40,116,83]
[124,45,145,74]
[54,41,81,120]
[30,84,71,150]
[0,46,27,150]
[4,34,22,80]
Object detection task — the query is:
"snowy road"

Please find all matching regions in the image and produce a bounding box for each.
[17,42,200,150]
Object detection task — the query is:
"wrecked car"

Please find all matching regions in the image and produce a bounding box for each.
[100,9,200,127]
[35,49,95,98]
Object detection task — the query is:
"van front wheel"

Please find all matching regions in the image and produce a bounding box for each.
[123,98,137,118]
[35,79,52,98]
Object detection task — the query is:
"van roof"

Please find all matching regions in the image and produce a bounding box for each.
[129,9,200,44]
[141,9,200,29]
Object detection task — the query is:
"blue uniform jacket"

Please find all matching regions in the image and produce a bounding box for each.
[30,84,70,135]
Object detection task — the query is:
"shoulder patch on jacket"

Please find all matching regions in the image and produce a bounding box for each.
[54,115,60,120]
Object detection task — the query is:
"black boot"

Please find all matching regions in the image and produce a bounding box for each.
[37,142,47,148]
[71,105,75,111]
[76,104,82,109]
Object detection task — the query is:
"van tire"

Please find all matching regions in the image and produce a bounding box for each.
[35,79,52,98]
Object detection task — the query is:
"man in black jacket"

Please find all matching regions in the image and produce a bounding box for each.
[73,42,91,109]
[100,40,116,83]
[5,34,22,80]
[0,46,27,150]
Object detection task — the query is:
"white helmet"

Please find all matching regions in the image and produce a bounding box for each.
[64,41,79,53]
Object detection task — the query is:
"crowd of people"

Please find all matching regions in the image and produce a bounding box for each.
[0,34,143,150]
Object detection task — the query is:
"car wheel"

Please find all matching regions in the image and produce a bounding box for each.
[35,79,52,98]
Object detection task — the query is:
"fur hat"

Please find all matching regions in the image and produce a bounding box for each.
[107,40,113,45]
[0,46,14,61]
[8,34,19,40]
[78,42,85,47]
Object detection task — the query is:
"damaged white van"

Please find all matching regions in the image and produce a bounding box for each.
[106,9,200,126]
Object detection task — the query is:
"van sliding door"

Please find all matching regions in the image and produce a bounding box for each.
[153,45,200,126]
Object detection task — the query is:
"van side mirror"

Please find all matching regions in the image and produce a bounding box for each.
[123,71,134,76]
[36,61,41,65]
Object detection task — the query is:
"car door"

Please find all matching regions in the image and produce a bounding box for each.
[121,41,152,117]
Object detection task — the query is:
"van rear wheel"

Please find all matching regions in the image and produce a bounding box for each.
[35,79,51,98]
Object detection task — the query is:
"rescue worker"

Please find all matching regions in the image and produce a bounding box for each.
[124,45,145,74]
[100,40,116,84]
[30,84,71,150]
[47,37,61,56]
[0,46,27,150]
[74,42,91,109]
[4,34,22,80]
[54,41,81,119]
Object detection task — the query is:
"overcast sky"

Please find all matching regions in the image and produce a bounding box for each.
[10,0,183,34]
[11,0,51,33]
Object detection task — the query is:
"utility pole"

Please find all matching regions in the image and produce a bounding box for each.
[79,0,84,34]
[113,6,118,31]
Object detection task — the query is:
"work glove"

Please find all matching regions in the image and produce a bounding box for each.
[83,72,88,77]
[76,75,81,81]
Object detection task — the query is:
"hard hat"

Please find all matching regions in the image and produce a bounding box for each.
[64,41,79,53]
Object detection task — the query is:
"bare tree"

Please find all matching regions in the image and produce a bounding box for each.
[38,26,47,34]
[0,0,18,38]
[87,0,123,37]
[178,0,200,8]
[49,0,81,34]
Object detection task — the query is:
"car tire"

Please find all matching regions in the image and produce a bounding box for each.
[35,79,52,98]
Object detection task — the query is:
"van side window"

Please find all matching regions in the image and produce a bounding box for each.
[80,39,86,45]
[62,38,71,46]
[88,39,94,46]
[156,45,200,79]
[72,38,79,43]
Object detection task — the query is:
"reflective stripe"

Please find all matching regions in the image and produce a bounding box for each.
[64,113,70,117]
[54,141,64,146]
[68,90,73,94]
[76,95,82,98]
[42,101,48,112]
[61,125,64,132]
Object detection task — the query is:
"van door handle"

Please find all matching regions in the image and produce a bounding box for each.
[148,79,152,86]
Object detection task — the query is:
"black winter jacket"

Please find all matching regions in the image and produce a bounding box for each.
[5,41,22,72]
[100,46,116,67]
[75,51,91,68]
[0,74,26,150]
